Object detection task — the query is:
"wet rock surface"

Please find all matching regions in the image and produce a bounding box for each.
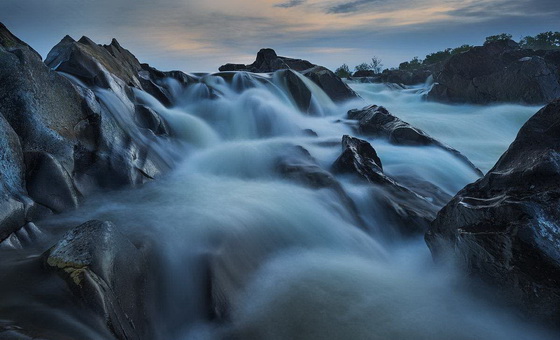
[332,135,446,235]
[427,99,560,324]
[347,105,483,176]
[45,220,150,340]
[0,22,174,242]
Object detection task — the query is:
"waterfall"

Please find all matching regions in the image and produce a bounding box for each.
[1,72,554,340]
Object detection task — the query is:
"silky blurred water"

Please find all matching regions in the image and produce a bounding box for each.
[0,73,552,340]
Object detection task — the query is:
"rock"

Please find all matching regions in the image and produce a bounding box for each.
[302,66,360,102]
[428,40,560,104]
[347,105,483,176]
[0,22,173,241]
[45,220,149,340]
[379,68,432,85]
[24,152,80,213]
[426,99,560,324]
[219,48,361,102]
[134,104,168,135]
[276,69,313,114]
[352,70,377,77]
[219,48,315,73]
[276,144,365,227]
[332,135,443,235]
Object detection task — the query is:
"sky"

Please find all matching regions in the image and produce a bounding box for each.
[1,0,559,72]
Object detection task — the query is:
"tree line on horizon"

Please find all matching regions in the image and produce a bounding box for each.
[334,31,560,78]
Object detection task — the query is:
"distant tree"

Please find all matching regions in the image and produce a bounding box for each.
[370,56,383,74]
[424,49,452,65]
[334,64,352,78]
[354,62,371,72]
[424,44,473,65]
[484,33,513,44]
[520,31,560,50]
[399,56,422,70]
[451,44,473,54]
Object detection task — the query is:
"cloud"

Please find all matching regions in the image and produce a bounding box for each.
[327,0,380,14]
[274,0,305,8]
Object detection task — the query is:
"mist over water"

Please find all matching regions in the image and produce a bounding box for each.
[1,74,554,339]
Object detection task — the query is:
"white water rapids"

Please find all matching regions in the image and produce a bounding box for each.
[0,73,554,339]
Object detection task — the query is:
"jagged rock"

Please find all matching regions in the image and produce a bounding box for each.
[332,135,443,235]
[45,220,149,340]
[0,23,173,242]
[347,105,483,176]
[428,40,560,104]
[426,99,560,324]
[219,48,360,102]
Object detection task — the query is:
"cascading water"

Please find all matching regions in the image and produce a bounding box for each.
[0,73,554,340]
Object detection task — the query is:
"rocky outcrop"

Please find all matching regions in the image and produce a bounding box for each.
[332,135,448,235]
[428,40,560,104]
[426,99,560,323]
[352,68,432,85]
[347,105,483,176]
[45,220,150,340]
[219,48,360,102]
[219,48,314,73]
[0,23,175,244]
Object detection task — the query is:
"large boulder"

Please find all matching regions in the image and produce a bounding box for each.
[428,40,560,104]
[219,48,360,102]
[347,105,483,176]
[45,220,150,340]
[0,22,174,243]
[426,99,560,323]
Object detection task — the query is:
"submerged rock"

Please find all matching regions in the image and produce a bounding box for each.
[347,105,483,176]
[332,135,445,235]
[426,99,560,324]
[428,40,560,104]
[45,220,149,340]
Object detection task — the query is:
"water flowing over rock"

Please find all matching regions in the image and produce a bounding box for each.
[0,23,175,243]
[332,135,446,235]
[428,40,560,104]
[219,48,360,102]
[427,99,560,324]
[347,105,483,176]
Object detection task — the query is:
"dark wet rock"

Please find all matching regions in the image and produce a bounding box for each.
[219,48,360,102]
[219,48,315,73]
[332,135,443,235]
[134,104,169,135]
[45,220,149,340]
[347,105,483,176]
[302,66,360,102]
[276,69,313,114]
[426,99,560,324]
[277,145,365,227]
[24,152,80,213]
[428,40,560,104]
[0,23,173,242]
[352,70,377,77]
[381,68,432,85]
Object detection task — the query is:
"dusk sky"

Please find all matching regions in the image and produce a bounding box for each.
[1,0,559,72]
